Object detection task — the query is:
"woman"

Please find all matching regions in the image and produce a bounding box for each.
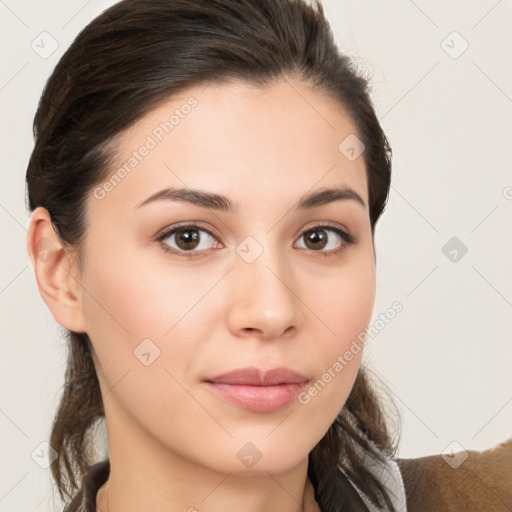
[25,0,406,510]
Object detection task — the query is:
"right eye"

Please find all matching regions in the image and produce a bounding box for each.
[156,224,222,258]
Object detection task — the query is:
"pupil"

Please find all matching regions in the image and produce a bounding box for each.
[178,229,199,249]
[307,230,326,249]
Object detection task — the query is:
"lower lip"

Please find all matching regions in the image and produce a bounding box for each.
[203,382,308,412]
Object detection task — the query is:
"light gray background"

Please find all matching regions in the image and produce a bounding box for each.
[1,1,511,510]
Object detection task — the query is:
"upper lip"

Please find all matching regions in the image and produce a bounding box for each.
[205,366,310,386]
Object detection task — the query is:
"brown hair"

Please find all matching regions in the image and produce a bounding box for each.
[25,0,399,510]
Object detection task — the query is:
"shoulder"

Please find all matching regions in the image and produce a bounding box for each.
[397,438,512,512]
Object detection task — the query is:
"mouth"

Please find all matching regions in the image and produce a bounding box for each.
[203,366,310,413]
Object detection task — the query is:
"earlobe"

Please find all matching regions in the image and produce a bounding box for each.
[27,206,87,333]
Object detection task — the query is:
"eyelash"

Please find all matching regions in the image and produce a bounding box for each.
[155,222,357,259]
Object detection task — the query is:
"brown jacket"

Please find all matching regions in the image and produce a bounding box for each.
[397,438,512,511]
[63,439,512,512]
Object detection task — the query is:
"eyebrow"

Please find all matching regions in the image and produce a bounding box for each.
[135,185,366,212]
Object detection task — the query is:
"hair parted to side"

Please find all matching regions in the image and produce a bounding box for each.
[25,0,399,510]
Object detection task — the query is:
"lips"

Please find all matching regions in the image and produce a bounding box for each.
[205,366,310,386]
[203,366,310,413]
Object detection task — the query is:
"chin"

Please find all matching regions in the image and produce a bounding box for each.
[218,436,312,476]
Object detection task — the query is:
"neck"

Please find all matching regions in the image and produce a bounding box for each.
[96,456,321,512]
[96,403,321,512]
[98,471,320,512]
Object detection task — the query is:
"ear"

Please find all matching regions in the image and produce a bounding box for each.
[27,206,87,333]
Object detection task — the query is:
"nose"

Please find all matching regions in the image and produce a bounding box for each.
[226,245,304,342]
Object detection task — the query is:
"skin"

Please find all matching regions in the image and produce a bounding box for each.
[27,78,376,512]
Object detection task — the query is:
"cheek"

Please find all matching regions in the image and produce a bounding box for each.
[315,255,376,349]
[79,239,239,422]
[80,250,215,437]
[300,255,375,409]
[81,242,211,341]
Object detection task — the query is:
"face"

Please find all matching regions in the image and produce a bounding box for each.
[78,78,375,475]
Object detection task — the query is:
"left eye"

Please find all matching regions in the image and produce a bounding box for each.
[295,226,351,253]
[156,224,354,258]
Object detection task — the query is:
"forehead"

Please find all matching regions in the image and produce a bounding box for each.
[89,78,368,216]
